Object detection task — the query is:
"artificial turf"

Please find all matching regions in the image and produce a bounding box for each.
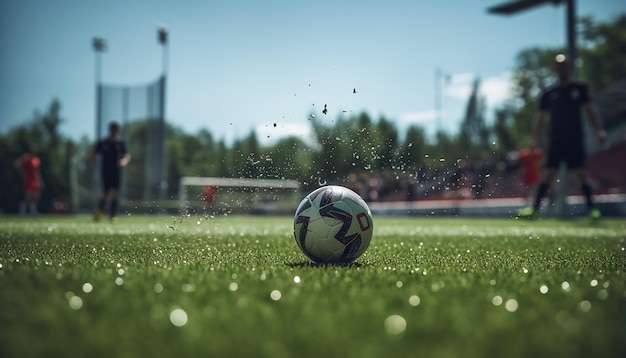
[0,215,624,358]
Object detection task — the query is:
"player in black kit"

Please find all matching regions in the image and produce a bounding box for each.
[90,122,131,222]
[518,54,606,219]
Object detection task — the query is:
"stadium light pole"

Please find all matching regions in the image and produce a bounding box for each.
[157,25,168,200]
[434,68,451,134]
[487,0,577,77]
[434,68,442,134]
[92,37,107,142]
[92,37,107,207]
[487,0,577,217]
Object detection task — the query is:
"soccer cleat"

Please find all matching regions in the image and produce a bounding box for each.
[517,207,537,219]
[589,208,601,220]
[94,209,102,222]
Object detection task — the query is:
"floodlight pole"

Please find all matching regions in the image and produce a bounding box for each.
[434,68,442,133]
[566,0,576,77]
[488,0,577,77]
[92,37,107,207]
[92,37,107,142]
[157,25,169,200]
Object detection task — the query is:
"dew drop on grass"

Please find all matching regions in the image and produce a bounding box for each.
[69,296,83,310]
[590,279,598,287]
[505,299,518,312]
[170,309,188,327]
[229,282,238,291]
[492,296,503,306]
[270,290,282,301]
[396,281,403,288]
[579,300,592,312]
[408,295,421,306]
[293,276,301,284]
[154,283,163,293]
[540,285,549,294]
[561,281,571,292]
[384,315,406,335]
[82,283,93,293]
[115,277,124,286]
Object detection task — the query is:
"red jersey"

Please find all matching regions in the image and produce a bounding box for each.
[202,186,218,207]
[518,148,543,186]
[19,154,41,191]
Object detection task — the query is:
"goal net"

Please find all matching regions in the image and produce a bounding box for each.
[179,177,301,215]
[83,76,166,211]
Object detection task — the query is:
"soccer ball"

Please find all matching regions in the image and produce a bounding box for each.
[293,185,373,263]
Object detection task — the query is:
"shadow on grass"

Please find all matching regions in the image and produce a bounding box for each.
[285,261,364,268]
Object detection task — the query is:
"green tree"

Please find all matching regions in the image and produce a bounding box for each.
[0,99,70,212]
[352,112,376,172]
[492,106,516,152]
[398,125,427,170]
[242,131,260,178]
[373,117,398,171]
[579,15,626,92]
[458,78,489,158]
[492,15,626,151]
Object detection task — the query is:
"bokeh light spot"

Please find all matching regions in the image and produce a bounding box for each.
[82,283,93,293]
[384,315,406,335]
[69,296,83,310]
[270,290,282,301]
[505,299,518,312]
[170,309,188,327]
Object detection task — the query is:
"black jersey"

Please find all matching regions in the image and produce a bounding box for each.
[95,138,128,173]
[539,81,590,144]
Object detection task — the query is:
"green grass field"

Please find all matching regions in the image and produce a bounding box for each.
[0,215,624,358]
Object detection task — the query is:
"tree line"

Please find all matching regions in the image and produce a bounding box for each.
[1,15,623,213]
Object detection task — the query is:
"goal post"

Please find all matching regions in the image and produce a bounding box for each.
[179,176,301,215]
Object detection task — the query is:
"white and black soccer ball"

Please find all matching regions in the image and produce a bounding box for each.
[293,185,373,263]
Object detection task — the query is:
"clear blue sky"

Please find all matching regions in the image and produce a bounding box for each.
[1,0,623,145]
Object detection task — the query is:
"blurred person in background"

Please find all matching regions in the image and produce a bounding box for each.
[90,121,131,222]
[518,146,544,204]
[517,54,607,219]
[14,144,44,216]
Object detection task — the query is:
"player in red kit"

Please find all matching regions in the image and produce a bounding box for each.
[518,147,543,204]
[14,145,44,216]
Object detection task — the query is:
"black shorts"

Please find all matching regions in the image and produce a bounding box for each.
[546,141,586,169]
[102,171,121,192]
